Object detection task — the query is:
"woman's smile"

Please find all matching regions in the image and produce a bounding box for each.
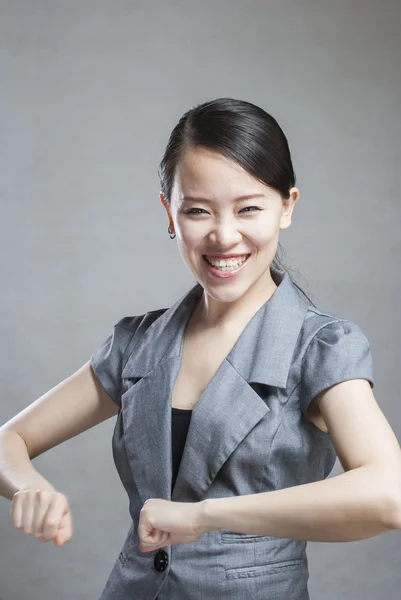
[202,254,251,279]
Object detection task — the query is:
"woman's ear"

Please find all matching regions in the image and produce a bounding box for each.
[159,192,169,215]
[159,192,175,234]
[279,187,299,231]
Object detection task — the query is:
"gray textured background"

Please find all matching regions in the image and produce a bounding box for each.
[0,1,400,599]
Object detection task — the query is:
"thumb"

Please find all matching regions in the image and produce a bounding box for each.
[54,512,73,547]
[140,529,170,552]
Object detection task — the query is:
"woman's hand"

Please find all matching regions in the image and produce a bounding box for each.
[138,498,207,553]
[10,489,73,547]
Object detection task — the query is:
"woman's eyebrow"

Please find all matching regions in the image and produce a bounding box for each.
[182,193,266,203]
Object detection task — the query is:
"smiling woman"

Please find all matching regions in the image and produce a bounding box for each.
[1,97,400,600]
[158,97,311,311]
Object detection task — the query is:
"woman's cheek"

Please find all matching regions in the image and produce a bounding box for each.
[179,232,200,253]
[248,217,280,244]
[181,224,208,249]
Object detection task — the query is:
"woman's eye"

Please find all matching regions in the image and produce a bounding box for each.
[240,206,261,213]
[185,208,208,215]
[183,206,262,215]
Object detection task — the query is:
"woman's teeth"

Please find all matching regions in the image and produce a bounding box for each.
[204,255,248,271]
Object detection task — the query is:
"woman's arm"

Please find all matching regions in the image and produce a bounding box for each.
[199,379,401,542]
[0,361,118,500]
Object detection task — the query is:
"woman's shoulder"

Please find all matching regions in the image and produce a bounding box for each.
[301,303,370,347]
[114,308,169,332]
[298,305,374,414]
[114,283,201,333]
[298,304,374,394]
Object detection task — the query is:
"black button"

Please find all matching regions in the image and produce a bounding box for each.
[154,549,168,572]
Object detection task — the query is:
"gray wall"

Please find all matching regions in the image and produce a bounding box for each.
[0,1,400,598]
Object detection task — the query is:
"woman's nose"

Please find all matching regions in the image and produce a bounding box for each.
[208,219,242,247]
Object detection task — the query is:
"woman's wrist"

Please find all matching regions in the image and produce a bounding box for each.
[197,498,222,534]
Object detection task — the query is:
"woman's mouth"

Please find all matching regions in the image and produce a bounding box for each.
[202,254,250,278]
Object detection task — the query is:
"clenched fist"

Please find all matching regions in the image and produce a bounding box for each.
[10,489,72,546]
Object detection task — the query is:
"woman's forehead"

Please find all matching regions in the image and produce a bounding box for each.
[173,147,269,200]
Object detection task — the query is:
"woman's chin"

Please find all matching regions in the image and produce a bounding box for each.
[200,279,252,305]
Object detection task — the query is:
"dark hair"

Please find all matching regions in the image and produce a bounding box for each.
[158,97,314,305]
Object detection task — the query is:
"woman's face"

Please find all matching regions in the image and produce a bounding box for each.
[162,147,298,305]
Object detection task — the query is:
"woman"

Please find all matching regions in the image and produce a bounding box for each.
[1,98,400,600]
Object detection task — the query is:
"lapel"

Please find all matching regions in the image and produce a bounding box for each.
[120,268,309,503]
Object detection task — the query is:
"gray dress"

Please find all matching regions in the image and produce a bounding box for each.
[91,267,374,600]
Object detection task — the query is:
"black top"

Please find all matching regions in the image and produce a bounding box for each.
[171,407,192,492]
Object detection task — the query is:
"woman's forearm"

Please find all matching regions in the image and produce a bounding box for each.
[0,429,55,501]
[200,466,401,542]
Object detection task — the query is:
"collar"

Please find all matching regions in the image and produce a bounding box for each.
[122,267,309,389]
[227,268,309,387]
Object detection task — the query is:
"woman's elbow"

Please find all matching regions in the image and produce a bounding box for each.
[379,484,401,530]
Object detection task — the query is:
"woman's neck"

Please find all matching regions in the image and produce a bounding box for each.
[193,269,278,331]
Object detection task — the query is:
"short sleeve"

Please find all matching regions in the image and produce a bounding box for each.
[300,320,374,416]
[90,317,142,407]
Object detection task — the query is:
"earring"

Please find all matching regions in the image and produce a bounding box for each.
[168,226,176,239]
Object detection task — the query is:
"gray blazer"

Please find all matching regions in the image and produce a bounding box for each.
[91,268,374,600]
